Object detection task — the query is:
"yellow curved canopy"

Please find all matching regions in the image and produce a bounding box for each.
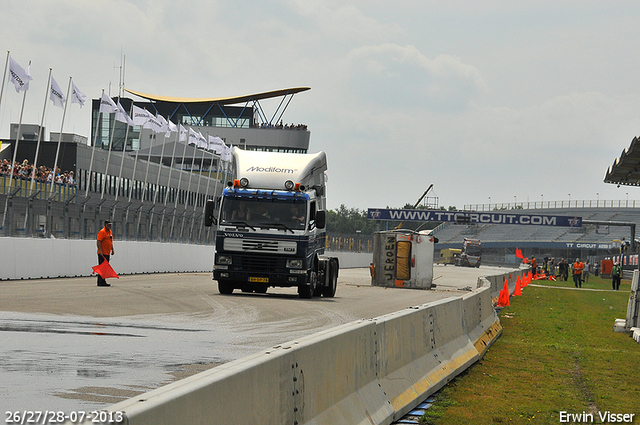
[124,87,310,105]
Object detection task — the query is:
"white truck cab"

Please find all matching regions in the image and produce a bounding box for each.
[205,148,339,298]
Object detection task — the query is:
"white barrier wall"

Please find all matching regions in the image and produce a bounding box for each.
[325,251,372,269]
[81,269,521,425]
[0,237,213,280]
[0,240,371,281]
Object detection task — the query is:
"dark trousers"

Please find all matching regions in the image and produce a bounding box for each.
[612,276,621,291]
[573,273,582,287]
[97,254,110,285]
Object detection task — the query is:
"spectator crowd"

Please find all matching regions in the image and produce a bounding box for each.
[0,159,76,186]
[252,120,308,131]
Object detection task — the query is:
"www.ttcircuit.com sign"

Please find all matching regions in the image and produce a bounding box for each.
[368,208,582,227]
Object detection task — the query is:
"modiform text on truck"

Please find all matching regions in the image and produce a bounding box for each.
[204,148,339,298]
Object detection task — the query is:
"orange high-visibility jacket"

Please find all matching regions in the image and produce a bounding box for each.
[573,261,584,275]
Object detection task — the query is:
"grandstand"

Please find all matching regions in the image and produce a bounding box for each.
[0,87,311,243]
[433,202,640,267]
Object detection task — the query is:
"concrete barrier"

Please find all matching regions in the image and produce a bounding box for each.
[0,238,370,280]
[376,298,479,418]
[76,268,518,425]
[0,237,213,280]
[325,250,372,269]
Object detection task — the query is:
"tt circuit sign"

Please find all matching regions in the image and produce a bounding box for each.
[368,208,582,227]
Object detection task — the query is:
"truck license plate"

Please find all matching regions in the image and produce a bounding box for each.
[249,277,269,283]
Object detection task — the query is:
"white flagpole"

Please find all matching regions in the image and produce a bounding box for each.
[100,96,120,199]
[152,128,168,204]
[2,62,29,231]
[192,135,207,212]
[28,68,52,195]
[164,124,180,206]
[127,111,147,204]
[136,125,158,236]
[158,120,180,238]
[114,101,134,202]
[184,142,198,208]
[199,149,219,240]
[50,76,72,194]
[174,128,191,209]
[0,51,9,120]
[189,144,208,240]
[7,63,29,191]
[179,128,199,239]
[127,144,142,204]
[148,125,169,239]
[85,89,105,198]
[171,127,191,239]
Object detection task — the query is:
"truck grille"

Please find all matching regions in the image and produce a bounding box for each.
[236,255,286,273]
[223,238,297,254]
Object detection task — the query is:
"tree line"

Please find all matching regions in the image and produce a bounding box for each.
[326,204,457,235]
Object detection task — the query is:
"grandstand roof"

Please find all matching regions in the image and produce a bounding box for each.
[604,136,640,186]
[124,87,311,105]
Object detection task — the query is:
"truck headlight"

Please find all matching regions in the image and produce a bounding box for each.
[287,259,303,269]
[217,255,232,265]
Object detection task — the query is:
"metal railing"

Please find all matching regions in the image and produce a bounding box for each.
[326,233,373,253]
[0,175,216,245]
[464,199,639,211]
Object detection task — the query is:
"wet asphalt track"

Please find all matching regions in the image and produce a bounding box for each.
[0,265,510,413]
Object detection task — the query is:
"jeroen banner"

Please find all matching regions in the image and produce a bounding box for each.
[367,208,582,227]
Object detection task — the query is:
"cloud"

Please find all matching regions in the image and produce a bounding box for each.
[342,44,487,113]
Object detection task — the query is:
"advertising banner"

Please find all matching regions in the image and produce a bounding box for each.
[368,208,582,227]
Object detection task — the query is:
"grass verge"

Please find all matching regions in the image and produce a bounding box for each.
[421,275,640,424]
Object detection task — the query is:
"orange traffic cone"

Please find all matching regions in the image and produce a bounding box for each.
[514,277,522,296]
[497,279,510,307]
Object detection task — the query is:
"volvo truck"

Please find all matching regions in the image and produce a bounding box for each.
[204,148,339,298]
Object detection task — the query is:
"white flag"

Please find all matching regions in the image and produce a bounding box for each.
[132,105,154,126]
[115,101,134,126]
[99,92,118,114]
[167,119,177,137]
[145,115,165,133]
[9,57,32,93]
[221,145,233,162]
[155,113,169,135]
[207,135,226,154]
[197,131,207,149]
[71,82,87,107]
[49,76,66,108]
[188,127,199,145]
[179,124,188,142]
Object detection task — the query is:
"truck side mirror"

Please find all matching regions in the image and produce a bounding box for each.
[315,210,326,229]
[204,199,217,226]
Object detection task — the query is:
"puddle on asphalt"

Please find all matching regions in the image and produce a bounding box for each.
[0,312,243,412]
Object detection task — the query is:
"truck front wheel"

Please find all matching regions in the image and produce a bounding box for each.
[322,259,338,298]
[299,271,317,299]
[218,281,234,295]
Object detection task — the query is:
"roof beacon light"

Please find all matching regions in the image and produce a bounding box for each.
[294,183,301,191]
[284,180,295,190]
[239,178,249,188]
[233,179,240,188]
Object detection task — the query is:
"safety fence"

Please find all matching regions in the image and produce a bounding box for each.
[0,175,77,202]
[326,233,373,253]
[465,199,640,211]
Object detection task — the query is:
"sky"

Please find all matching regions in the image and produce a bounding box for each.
[1,1,639,211]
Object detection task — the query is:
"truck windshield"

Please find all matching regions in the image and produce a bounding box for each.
[466,245,482,256]
[220,198,307,230]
